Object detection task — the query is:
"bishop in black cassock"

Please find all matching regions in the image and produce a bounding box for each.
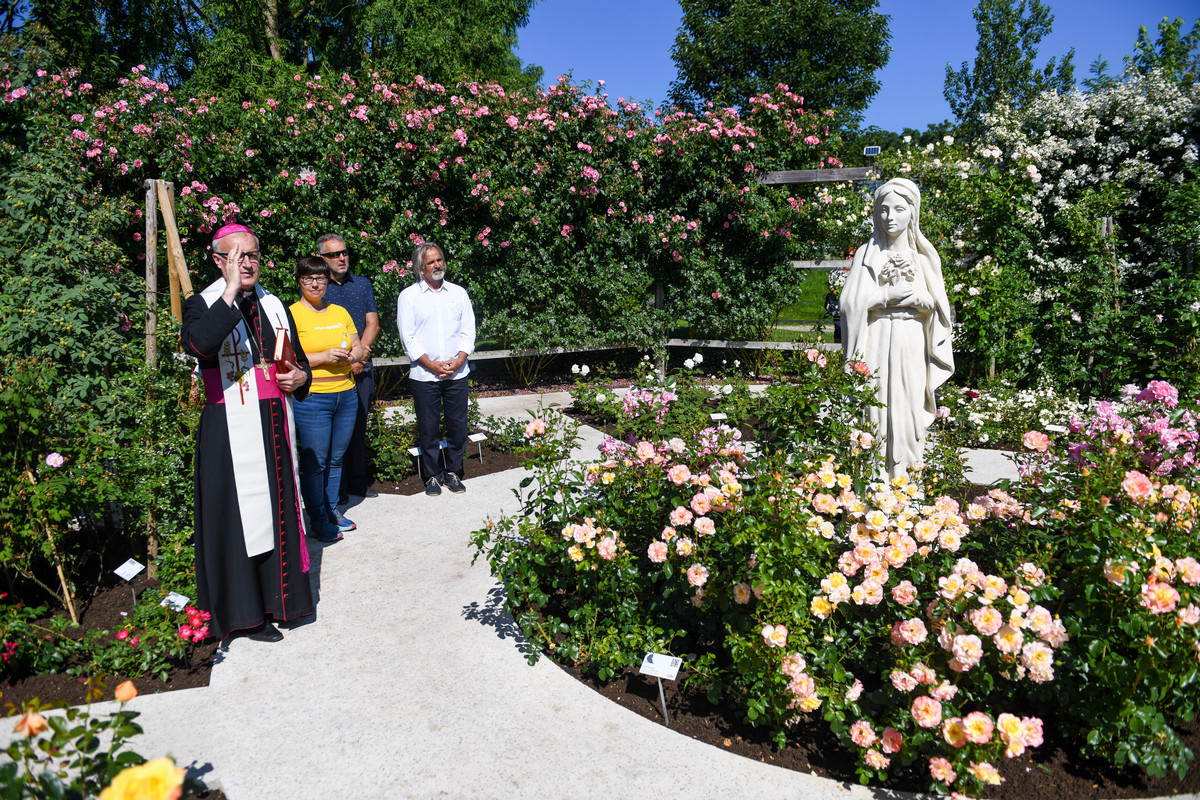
[182,223,315,641]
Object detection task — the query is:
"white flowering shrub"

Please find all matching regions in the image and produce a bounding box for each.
[879,70,1200,398]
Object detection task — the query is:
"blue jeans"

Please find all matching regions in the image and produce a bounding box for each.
[293,388,358,533]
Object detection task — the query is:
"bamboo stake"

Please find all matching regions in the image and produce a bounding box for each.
[144,181,158,368]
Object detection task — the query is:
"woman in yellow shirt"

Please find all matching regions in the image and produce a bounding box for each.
[290,256,363,542]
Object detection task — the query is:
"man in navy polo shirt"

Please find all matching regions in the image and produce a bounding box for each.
[319,233,380,502]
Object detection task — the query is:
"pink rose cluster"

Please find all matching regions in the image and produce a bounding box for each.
[620,385,678,425]
[177,605,212,643]
[560,517,621,562]
[1065,382,1197,477]
[931,556,1064,682]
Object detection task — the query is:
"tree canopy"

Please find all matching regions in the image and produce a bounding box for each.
[944,0,1074,139]
[667,0,890,124]
[1127,17,1200,86]
[8,0,543,94]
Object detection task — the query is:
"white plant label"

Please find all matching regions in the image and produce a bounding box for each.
[160,592,191,611]
[114,559,145,582]
[639,652,682,681]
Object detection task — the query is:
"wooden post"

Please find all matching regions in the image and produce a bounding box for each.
[144,181,158,368]
[155,180,192,321]
[161,181,193,299]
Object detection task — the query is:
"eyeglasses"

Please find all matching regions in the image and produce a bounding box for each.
[214,251,262,263]
[321,249,349,259]
[299,276,329,285]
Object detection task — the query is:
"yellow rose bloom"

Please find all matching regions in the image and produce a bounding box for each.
[99,757,185,800]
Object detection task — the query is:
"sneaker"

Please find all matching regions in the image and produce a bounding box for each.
[425,476,442,496]
[444,473,466,494]
[330,510,357,532]
[309,525,343,544]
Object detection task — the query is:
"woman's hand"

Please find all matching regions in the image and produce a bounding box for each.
[325,347,352,364]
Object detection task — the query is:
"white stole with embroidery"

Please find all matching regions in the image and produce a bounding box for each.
[199,280,302,557]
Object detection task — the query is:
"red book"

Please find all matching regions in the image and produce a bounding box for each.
[273,327,296,372]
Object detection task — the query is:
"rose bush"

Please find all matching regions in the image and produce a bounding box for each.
[474,369,1200,796]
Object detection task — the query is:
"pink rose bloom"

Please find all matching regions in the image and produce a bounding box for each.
[891,580,918,605]
[669,506,693,527]
[524,418,546,437]
[890,618,928,646]
[647,541,668,563]
[690,492,712,516]
[636,441,656,461]
[686,563,709,587]
[890,669,918,692]
[880,726,903,754]
[1141,580,1181,614]
[667,464,692,485]
[694,516,716,537]
[845,679,864,702]
[1136,380,1179,408]
[733,582,752,604]
[929,756,956,785]
[1178,604,1200,625]
[761,623,788,648]
[1122,470,1154,501]
[787,672,816,698]
[597,537,616,561]
[1022,430,1050,452]
[909,662,937,685]
[963,711,994,744]
[929,680,959,702]
[969,606,1004,636]
[864,749,890,769]
[781,653,806,677]
[1175,557,1200,586]
[44,452,65,468]
[675,537,694,556]
[942,716,967,747]
[849,720,877,747]
[968,761,1002,785]
[950,634,983,669]
[911,695,943,728]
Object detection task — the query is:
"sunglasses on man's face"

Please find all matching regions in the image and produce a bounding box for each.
[322,249,349,259]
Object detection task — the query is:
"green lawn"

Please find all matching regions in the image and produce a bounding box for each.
[777,269,834,323]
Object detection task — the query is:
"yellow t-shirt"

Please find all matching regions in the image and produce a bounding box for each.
[289,302,358,394]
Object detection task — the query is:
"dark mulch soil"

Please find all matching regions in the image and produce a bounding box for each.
[1,573,217,713]
[368,439,524,496]
[562,662,1200,800]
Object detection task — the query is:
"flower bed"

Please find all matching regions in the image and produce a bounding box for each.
[472,360,1200,798]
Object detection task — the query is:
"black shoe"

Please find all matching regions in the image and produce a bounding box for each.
[362,487,379,498]
[246,622,283,643]
[444,473,466,494]
[425,476,442,496]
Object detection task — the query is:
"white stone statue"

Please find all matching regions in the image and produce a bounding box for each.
[841,178,954,478]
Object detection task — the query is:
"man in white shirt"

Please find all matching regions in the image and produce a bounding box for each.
[397,242,476,495]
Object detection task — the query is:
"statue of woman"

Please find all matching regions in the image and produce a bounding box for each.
[841,178,954,478]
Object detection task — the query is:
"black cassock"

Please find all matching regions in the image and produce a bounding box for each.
[182,289,315,640]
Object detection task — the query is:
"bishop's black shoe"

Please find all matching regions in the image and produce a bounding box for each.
[246,622,284,643]
[444,473,466,494]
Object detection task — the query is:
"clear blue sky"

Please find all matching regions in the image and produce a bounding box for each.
[513,0,1197,132]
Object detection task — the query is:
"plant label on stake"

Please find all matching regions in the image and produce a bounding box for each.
[639,652,682,727]
[709,412,728,421]
[160,592,191,612]
[114,558,145,606]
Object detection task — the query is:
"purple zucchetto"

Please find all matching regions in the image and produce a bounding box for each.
[211,222,256,244]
